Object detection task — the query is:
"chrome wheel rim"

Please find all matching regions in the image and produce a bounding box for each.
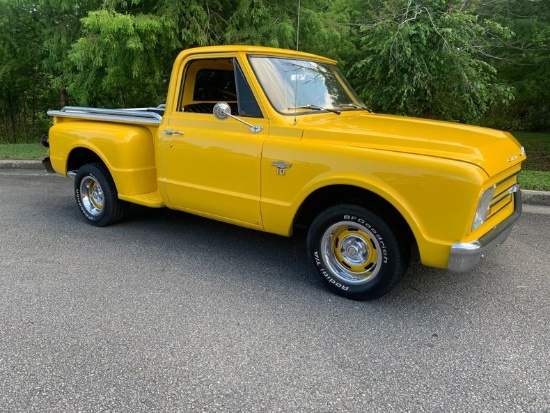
[79,176,104,217]
[320,221,382,285]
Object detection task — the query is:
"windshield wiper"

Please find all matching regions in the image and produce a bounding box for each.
[337,103,373,113]
[288,104,341,115]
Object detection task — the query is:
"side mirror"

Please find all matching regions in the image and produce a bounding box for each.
[213,102,263,133]
[213,102,231,121]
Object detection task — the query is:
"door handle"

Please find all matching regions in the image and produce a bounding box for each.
[164,129,184,136]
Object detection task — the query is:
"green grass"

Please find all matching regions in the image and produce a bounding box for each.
[518,170,550,191]
[1,132,549,190]
[0,143,48,160]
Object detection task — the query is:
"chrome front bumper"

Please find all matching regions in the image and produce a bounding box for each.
[447,188,522,273]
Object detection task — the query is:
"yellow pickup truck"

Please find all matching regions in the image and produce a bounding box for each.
[43,45,525,300]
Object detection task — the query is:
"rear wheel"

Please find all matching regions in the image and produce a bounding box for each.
[307,204,409,300]
[74,163,127,226]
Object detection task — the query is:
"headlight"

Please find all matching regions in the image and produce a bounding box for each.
[472,186,496,231]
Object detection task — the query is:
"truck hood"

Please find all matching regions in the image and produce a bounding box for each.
[300,112,526,177]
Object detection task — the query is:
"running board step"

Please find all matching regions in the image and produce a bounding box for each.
[119,191,164,208]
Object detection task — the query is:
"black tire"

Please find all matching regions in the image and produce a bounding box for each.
[306,204,410,300]
[74,163,127,227]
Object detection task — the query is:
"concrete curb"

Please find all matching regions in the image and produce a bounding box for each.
[0,160,46,170]
[521,189,550,206]
[1,159,549,206]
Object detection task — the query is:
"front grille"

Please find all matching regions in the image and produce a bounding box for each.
[488,172,519,219]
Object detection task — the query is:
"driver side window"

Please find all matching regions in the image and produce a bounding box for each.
[179,58,262,118]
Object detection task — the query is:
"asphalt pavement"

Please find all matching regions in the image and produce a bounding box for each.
[0,168,549,412]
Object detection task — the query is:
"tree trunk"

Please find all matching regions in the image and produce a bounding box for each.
[60,88,69,108]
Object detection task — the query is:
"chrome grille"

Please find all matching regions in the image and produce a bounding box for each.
[488,172,519,219]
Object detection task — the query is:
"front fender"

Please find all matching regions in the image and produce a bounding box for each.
[261,143,487,268]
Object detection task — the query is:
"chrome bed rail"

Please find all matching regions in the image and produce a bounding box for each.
[47,106,163,126]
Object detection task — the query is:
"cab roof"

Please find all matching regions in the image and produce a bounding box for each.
[176,45,337,65]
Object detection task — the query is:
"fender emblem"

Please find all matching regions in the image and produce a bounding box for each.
[507,147,526,163]
[272,160,292,176]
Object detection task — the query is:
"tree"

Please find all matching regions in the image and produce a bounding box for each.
[480,0,550,131]
[0,0,101,142]
[0,0,51,142]
[67,0,342,107]
[2,0,548,141]
[68,6,178,107]
[335,0,514,124]
[39,0,103,108]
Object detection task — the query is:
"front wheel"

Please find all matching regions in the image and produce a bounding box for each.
[307,204,409,300]
[74,163,127,227]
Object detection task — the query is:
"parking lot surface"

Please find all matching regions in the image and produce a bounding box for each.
[1,170,549,412]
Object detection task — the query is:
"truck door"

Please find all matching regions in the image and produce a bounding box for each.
[161,56,267,228]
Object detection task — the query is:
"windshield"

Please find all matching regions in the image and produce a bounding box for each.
[248,56,364,115]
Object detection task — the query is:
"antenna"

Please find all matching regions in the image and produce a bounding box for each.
[293,0,301,125]
[296,0,301,52]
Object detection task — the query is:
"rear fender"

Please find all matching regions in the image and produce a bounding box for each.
[49,121,158,196]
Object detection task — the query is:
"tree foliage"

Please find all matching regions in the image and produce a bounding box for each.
[0,0,49,142]
[0,0,549,142]
[480,0,550,131]
[338,0,514,123]
[68,0,343,106]
[0,0,101,142]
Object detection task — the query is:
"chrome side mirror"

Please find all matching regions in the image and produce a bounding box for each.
[213,102,231,121]
[213,102,263,133]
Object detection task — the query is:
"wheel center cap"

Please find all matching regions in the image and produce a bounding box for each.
[347,246,359,257]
